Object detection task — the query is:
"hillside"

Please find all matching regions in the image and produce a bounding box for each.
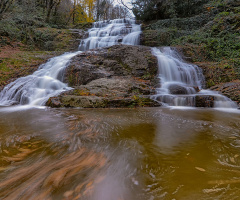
[141,0,240,103]
[0,0,91,90]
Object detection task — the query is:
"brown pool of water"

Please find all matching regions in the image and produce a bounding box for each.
[0,107,240,200]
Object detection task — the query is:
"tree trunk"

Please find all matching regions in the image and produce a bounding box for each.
[46,0,54,23]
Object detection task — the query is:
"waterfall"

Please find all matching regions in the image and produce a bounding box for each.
[0,52,79,106]
[0,18,237,109]
[0,18,141,107]
[79,18,141,51]
[151,47,238,108]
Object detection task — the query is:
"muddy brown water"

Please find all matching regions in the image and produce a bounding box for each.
[0,106,240,200]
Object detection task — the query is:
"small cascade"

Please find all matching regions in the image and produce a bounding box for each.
[79,18,141,51]
[0,52,79,106]
[151,47,238,108]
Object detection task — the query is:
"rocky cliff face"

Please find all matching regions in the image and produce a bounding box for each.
[46,45,161,108]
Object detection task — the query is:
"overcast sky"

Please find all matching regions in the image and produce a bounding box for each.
[114,0,133,8]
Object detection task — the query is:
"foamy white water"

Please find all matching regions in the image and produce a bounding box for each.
[151,47,238,108]
[0,52,80,106]
[79,18,141,51]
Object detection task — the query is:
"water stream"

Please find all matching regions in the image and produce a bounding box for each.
[79,18,141,51]
[151,47,238,108]
[0,18,240,200]
[0,52,79,106]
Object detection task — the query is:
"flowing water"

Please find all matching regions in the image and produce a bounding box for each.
[0,18,240,200]
[0,107,240,200]
[0,52,79,106]
[78,18,141,51]
[151,47,238,108]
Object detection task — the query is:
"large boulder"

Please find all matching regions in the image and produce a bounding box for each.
[46,77,160,108]
[168,84,189,95]
[47,45,160,108]
[64,44,158,86]
[195,95,215,107]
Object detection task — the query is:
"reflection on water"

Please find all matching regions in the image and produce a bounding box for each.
[0,107,240,199]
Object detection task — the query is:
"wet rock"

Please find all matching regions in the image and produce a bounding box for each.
[210,80,240,105]
[46,97,63,108]
[64,45,158,86]
[46,77,161,108]
[47,45,160,108]
[168,84,188,95]
[46,94,161,108]
[195,95,215,107]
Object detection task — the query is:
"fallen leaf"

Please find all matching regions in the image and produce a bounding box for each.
[195,167,206,172]
[230,157,236,163]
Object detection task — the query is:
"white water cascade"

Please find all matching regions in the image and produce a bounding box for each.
[0,52,79,106]
[151,47,238,108]
[0,18,237,109]
[0,18,141,107]
[79,18,141,51]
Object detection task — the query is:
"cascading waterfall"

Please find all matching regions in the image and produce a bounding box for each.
[0,18,237,109]
[79,18,141,51]
[151,47,238,108]
[0,18,141,107]
[0,52,79,106]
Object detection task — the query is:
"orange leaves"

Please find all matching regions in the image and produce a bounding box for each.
[206,7,214,12]
[73,0,96,23]
[73,88,95,96]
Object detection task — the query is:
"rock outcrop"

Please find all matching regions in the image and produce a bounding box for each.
[210,80,240,105]
[46,45,161,108]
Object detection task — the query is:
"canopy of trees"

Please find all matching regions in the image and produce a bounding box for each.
[131,0,210,21]
[0,0,132,25]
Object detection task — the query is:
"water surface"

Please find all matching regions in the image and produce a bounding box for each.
[0,107,240,200]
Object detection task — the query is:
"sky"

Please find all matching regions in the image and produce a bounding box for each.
[114,0,134,17]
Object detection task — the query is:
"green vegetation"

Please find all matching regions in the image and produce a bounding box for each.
[141,0,240,88]
[0,51,61,87]
[174,10,240,62]
[132,0,210,21]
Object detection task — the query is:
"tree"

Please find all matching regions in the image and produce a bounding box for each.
[132,0,158,21]
[131,0,210,21]
[94,0,131,21]
[0,0,15,19]
[45,0,62,22]
[72,0,96,24]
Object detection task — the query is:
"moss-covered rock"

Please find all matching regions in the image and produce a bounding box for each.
[64,45,158,86]
[46,76,161,108]
[46,46,161,109]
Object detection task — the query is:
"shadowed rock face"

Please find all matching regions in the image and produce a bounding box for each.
[168,84,189,95]
[47,45,161,108]
[195,95,215,107]
[210,80,240,105]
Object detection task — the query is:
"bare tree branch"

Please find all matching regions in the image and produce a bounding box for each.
[117,0,132,10]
